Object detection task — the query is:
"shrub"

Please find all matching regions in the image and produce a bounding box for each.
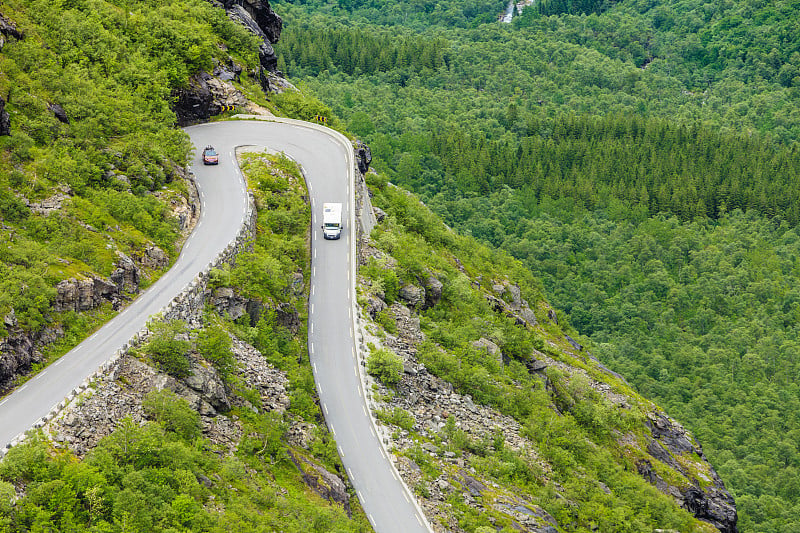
[142,389,200,441]
[366,348,404,386]
[195,322,236,381]
[376,407,416,431]
[144,320,191,378]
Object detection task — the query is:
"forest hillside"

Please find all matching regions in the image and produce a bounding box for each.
[274,0,800,530]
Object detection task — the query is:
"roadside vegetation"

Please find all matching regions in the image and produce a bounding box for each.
[0,152,370,532]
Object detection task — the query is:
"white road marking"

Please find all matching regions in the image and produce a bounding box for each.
[313,362,318,373]
[370,426,376,437]
[311,303,314,314]
[358,387,362,398]
[311,285,315,295]
[0,399,6,407]
[362,405,367,416]
[314,248,317,259]
[338,446,345,457]
[310,323,314,334]
[18,385,27,392]
[310,344,314,354]
[53,358,64,366]
[404,493,410,503]
[417,515,424,526]
[34,371,46,381]
[323,403,328,415]
[313,266,316,276]
[392,470,399,481]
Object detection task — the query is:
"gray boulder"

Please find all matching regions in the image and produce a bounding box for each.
[399,284,425,309]
[0,96,9,136]
[110,251,140,294]
[422,273,443,309]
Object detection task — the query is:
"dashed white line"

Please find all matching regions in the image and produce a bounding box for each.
[362,405,367,416]
[404,492,410,503]
[416,515,424,526]
[392,470,399,481]
[347,467,354,478]
[310,344,315,355]
[53,358,64,366]
[370,426,376,437]
[0,399,7,407]
[314,248,317,259]
[323,403,329,415]
[338,446,345,457]
[311,303,314,314]
[18,385,27,392]
[317,382,322,393]
[34,371,47,380]
[310,323,314,334]
[358,387,362,398]
[313,266,316,276]
[311,285,315,296]
[313,362,318,373]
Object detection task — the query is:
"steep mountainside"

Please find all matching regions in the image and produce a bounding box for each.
[274,0,800,530]
[0,0,281,394]
[356,173,736,532]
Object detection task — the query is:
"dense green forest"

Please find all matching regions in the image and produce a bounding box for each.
[274,0,800,530]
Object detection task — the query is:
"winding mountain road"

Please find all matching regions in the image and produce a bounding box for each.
[0,118,430,533]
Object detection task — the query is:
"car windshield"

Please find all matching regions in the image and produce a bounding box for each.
[205,149,217,156]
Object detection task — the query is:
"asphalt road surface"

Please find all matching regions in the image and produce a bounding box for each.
[0,118,430,533]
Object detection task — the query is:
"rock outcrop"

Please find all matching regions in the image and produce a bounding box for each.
[0,311,61,394]
[173,70,253,126]
[178,0,282,110]
[48,102,69,124]
[0,96,10,137]
[288,450,351,511]
[219,0,281,79]
[643,413,738,532]
[55,276,119,312]
[355,140,372,175]
[110,251,140,294]
[0,11,22,51]
[0,14,20,135]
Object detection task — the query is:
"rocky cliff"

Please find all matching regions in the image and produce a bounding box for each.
[173,0,283,124]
